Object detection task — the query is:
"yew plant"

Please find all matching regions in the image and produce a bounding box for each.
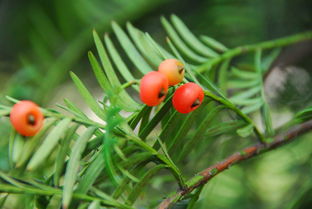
[0,15,312,209]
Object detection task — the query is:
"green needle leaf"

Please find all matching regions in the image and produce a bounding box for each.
[161,16,207,63]
[104,34,137,86]
[46,195,62,209]
[70,71,106,120]
[200,35,228,52]
[12,135,24,164]
[113,153,153,199]
[92,31,139,111]
[144,33,173,59]
[127,164,167,204]
[229,86,261,101]
[227,79,261,89]
[218,59,231,94]
[261,48,281,72]
[93,30,121,88]
[27,118,72,170]
[178,104,224,161]
[63,126,97,209]
[87,201,100,209]
[255,49,274,136]
[54,124,79,186]
[112,21,152,74]
[231,97,263,106]
[127,22,162,66]
[17,118,58,167]
[128,105,152,130]
[241,102,264,114]
[76,151,105,194]
[88,51,113,94]
[236,124,254,138]
[139,97,173,140]
[0,108,10,116]
[171,14,218,57]
[231,67,258,80]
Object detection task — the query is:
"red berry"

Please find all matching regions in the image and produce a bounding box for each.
[140,71,169,106]
[158,59,184,86]
[10,100,44,137]
[172,83,204,114]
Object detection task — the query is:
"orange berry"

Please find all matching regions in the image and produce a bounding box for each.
[158,59,184,86]
[140,71,169,106]
[10,100,44,136]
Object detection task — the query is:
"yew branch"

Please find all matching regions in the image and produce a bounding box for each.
[196,31,312,73]
[158,119,312,209]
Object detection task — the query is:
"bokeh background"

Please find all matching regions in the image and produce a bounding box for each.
[0,0,311,208]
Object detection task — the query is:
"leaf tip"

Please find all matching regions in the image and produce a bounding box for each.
[25,165,33,171]
[160,16,168,24]
[171,14,178,19]
[69,71,77,80]
[111,20,118,28]
[92,29,99,38]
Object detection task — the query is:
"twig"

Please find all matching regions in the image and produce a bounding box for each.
[158,119,312,209]
[119,80,139,91]
[196,31,312,73]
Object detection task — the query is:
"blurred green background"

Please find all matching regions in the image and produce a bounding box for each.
[0,0,311,208]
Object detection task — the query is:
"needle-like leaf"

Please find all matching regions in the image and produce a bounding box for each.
[63,127,97,209]
[27,118,72,170]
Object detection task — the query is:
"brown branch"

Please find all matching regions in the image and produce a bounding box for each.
[158,119,312,209]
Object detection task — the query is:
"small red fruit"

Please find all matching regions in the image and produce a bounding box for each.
[140,71,169,106]
[10,100,44,137]
[172,82,204,114]
[158,59,184,86]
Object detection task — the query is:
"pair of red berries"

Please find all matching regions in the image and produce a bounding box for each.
[140,59,204,114]
[10,100,44,137]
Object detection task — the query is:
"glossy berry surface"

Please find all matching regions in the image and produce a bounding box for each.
[10,100,44,137]
[158,59,185,86]
[140,71,169,106]
[172,82,204,114]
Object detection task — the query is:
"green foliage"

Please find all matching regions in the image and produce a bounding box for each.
[4,0,167,104]
[0,15,311,209]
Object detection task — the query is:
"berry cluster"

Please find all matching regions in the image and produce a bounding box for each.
[140,59,204,114]
[9,59,203,137]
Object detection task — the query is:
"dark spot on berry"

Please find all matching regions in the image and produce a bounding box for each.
[178,65,184,74]
[28,114,36,126]
[191,99,200,108]
[158,89,166,98]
